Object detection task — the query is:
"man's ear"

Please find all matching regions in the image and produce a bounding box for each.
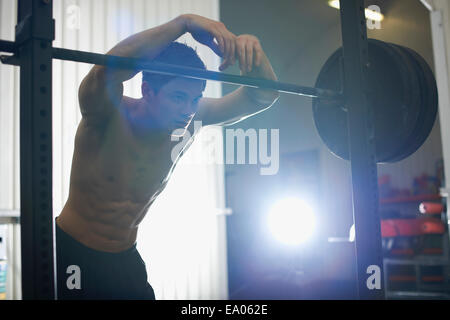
[142,81,156,103]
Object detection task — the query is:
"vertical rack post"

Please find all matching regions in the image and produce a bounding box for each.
[16,0,55,299]
[339,0,385,299]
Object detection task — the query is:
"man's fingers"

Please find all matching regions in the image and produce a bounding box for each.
[222,31,229,62]
[219,60,228,71]
[230,35,236,65]
[254,42,262,67]
[219,40,230,71]
[237,42,246,73]
[209,38,222,57]
[214,30,225,56]
[226,32,235,66]
[246,42,253,73]
[218,29,234,71]
[233,35,264,73]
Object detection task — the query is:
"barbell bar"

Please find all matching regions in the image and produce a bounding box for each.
[0,39,343,102]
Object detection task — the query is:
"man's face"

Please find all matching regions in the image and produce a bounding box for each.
[143,78,204,133]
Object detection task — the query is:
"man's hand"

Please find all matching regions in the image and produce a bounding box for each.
[234,34,280,104]
[192,34,279,126]
[235,34,264,74]
[183,14,236,71]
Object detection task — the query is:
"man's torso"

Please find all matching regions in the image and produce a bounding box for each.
[57,97,187,252]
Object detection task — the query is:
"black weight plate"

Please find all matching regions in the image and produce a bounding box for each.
[386,44,429,162]
[376,42,422,162]
[380,43,423,162]
[388,45,438,162]
[313,39,422,162]
[406,47,438,156]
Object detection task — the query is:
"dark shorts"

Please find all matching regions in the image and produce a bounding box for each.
[56,221,155,300]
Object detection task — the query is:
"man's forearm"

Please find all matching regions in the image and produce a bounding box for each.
[198,84,279,127]
[93,15,188,84]
[109,15,187,62]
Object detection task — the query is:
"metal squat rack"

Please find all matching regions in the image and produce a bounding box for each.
[0,0,384,300]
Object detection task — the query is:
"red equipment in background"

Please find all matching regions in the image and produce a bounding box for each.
[381,201,446,257]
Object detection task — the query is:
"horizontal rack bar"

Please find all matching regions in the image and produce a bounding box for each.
[0,39,343,101]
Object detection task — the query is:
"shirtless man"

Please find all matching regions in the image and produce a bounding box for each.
[55,14,279,299]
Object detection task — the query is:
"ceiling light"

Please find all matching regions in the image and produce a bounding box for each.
[328,0,384,22]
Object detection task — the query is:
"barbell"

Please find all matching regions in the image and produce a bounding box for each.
[0,39,342,100]
[0,38,438,164]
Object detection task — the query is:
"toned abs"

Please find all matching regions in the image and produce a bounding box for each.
[57,97,182,253]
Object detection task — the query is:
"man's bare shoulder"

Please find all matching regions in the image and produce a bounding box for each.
[77,95,134,133]
[73,96,130,153]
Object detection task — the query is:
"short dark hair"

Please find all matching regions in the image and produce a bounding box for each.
[142,42,207,93]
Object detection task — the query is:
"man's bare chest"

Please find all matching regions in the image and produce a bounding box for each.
[93,116,177,202]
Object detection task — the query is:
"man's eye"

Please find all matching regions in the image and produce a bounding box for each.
[172,95,185,103]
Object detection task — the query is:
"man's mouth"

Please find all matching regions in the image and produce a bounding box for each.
[174,118,191,127]
[173,121,187,130]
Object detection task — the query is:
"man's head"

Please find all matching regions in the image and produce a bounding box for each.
[139,42,207,132]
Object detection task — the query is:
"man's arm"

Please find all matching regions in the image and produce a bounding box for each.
[79,14,236,127]
[195,34,280,127]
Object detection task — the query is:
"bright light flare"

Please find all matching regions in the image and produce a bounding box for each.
[267,198,316,246]
[349,223,355,242]
[328,0,384,22]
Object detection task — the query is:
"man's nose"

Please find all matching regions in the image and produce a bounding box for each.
[179,104,192,117]
[182,102,196,115]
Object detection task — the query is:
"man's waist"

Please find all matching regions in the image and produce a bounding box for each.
[56,209,138,253]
